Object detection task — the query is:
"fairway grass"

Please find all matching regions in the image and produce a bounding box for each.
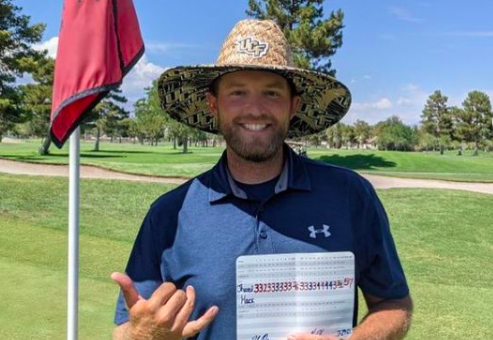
[308,148,493,182]
[1,173,492,339]
[1,139,493,181]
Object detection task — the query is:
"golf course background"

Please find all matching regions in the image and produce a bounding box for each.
[1,139,493,182]
[1,140,492,339]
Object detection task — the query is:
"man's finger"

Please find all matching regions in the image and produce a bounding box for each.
[148,282,177,311]
[171,285,196,332]
[182,305,219,338]
[154,289,187,327]
[111,272,140,309]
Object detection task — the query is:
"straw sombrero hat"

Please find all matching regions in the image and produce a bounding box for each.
[158,19,351,138]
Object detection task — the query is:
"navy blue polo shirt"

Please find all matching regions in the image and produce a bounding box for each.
[115,145,409,339]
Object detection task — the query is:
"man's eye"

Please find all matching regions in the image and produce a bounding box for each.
[265,91,280,97]
[230,90,245,96]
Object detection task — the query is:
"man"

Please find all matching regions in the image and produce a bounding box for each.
[112,19,412,340]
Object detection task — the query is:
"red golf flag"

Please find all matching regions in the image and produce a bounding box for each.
[50,0,144,148]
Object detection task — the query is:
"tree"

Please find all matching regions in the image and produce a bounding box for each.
[133,81,167,147]
[166,121,196,153]
[145,80,195,153]
[131,80,198,152]
[455,91,492,155]
[340,124,355,149]
[449,106,466,154]
[101,94,130,142]
[18,56,54,154]
[134,98,166,146]
[307,131,325,147]
[119,117,138,143]
[325,122,343,148]
[353,119,371,148]
[0,0,45,141]
[88,88,129,151]
[376,116,418,151]
[421,90,452,154]
[246,0,344,74]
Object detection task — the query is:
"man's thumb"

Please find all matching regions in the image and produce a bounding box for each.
[111,272,140,309]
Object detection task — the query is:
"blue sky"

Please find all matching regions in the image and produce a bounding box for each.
[17,0,493,125]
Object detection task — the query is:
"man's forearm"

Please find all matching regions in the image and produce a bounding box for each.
[350,296,413,340]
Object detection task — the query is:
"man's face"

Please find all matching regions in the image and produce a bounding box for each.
[206,70,301,163]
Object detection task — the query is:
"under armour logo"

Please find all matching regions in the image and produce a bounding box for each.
[308,225,331,239]
[236,37,269,58]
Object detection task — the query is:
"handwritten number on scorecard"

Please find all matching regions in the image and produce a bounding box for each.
[249,279,353,294]
[337,329,352,337]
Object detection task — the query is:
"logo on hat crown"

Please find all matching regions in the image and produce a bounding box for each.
[236,37,269,58]
[217,19,292,66]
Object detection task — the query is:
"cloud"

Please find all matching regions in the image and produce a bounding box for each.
[352,98,393,111]
[397,97,413,106]
[344,84,431,125]
[389,6,423,23]
[32,36,59,58]
[349,75,372,84]
[344,85,493,126]
[374,98,393,109]
[120,54,167,108]
[396,83,429,121]
[401,83,421,92]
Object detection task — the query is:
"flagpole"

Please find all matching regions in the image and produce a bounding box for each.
[68,127,81,340]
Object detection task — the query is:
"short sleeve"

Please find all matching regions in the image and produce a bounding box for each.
[358,181,409,299]
[114,211,163,325]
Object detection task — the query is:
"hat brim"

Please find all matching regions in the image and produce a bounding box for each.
[157,64,351,138]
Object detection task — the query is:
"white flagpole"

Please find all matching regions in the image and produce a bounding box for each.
[68,127,81,340]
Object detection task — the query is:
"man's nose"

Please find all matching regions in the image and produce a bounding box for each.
[244,94,266,116]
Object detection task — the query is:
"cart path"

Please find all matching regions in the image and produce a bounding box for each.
[1,158,493,195]
[0,158,185,184]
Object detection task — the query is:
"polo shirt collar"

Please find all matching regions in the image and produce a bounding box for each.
[208,144,312,203]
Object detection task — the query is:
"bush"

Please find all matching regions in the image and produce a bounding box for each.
[377,122,419,151]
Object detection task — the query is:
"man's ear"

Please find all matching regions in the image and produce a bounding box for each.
[289,95,302,120]
[206,92,218,117]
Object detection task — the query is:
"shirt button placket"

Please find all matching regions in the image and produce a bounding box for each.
[256,204,271,253]
[259,230,268,239]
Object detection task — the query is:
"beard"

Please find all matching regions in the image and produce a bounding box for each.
[217,112,289,163]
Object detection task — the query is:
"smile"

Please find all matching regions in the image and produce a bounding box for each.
[241,124,269,131]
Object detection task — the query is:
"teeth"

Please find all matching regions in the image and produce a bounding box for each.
[243,124,267,131]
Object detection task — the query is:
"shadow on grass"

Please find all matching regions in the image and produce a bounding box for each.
[93,150,156,155]
[86,149,197,156]
[0,154,51,161]
[0,153,124,160]
[80,153,124,159]
[316,154,396,170]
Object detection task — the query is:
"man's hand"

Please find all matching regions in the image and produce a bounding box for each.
[111,272,219,340]
[287,333,339,340]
